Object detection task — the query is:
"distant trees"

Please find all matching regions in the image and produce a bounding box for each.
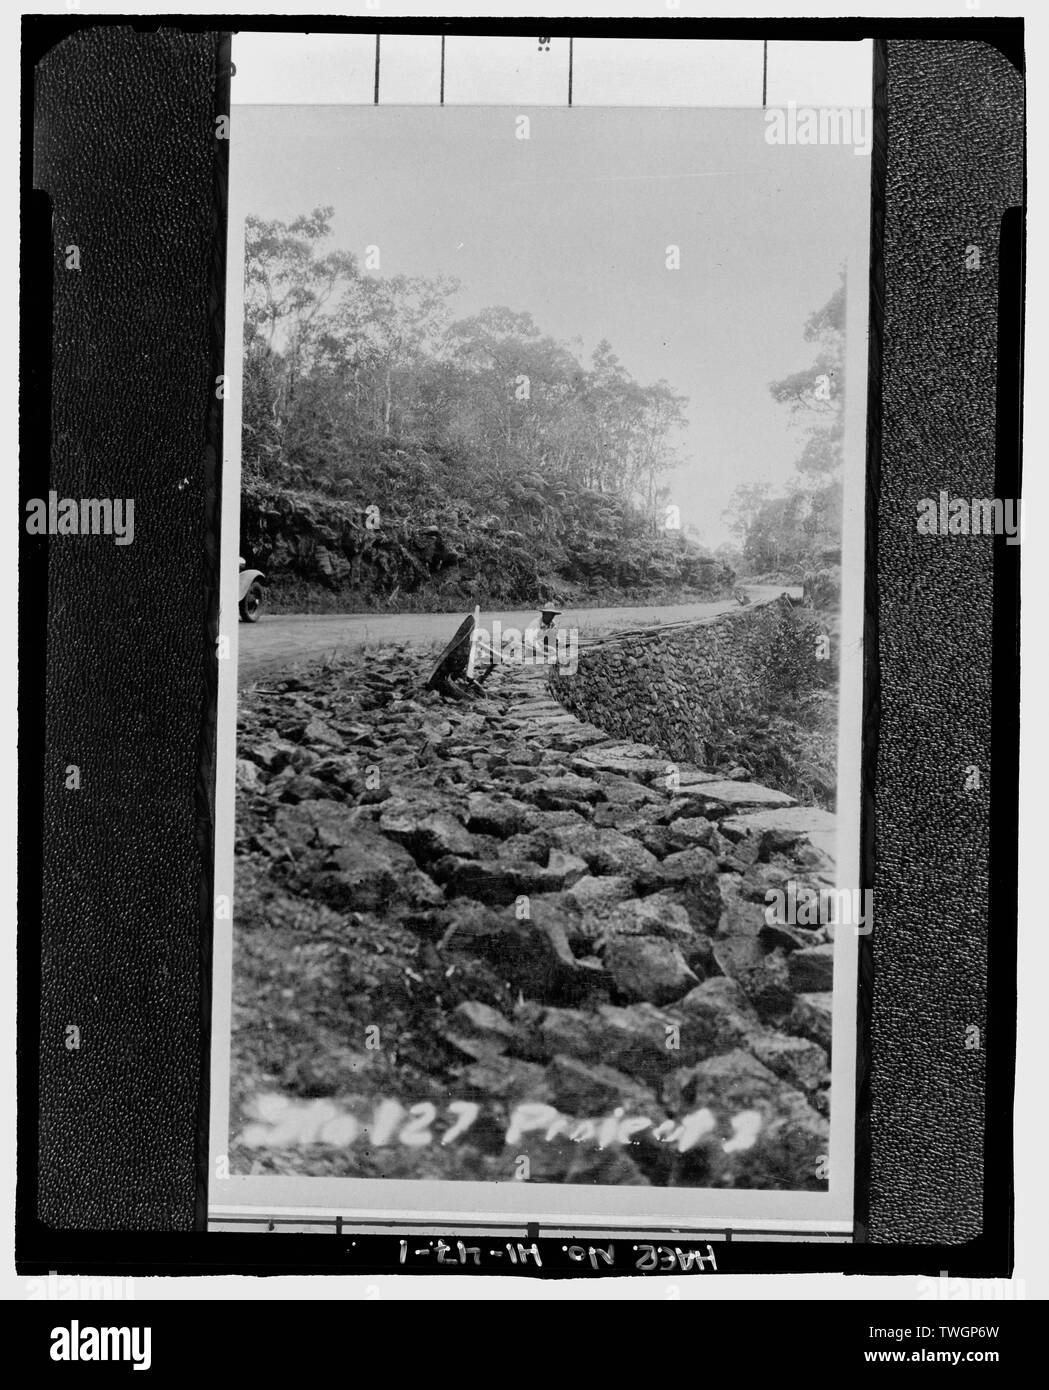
[239,207,729,606]
[242,208,689,526]
[725,272,846,575]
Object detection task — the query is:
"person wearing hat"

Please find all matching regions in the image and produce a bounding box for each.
[534,602,563,662]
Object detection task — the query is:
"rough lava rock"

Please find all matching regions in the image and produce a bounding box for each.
[231,643,842,1193]
[603,936,700,1005]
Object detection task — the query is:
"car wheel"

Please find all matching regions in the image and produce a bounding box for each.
[239,581,263,623]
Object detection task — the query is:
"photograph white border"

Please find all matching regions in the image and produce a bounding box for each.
[208,31,870,1234]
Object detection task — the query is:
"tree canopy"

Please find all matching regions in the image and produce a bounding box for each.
[240,208,726,608]
[724,271,846,576]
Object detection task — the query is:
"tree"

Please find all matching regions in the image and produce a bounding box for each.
[724,481,773,545]
[239,207,724,606]
[725,270,846,574]
[242,207,358,480]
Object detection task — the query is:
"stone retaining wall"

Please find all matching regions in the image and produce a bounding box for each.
[549,595,822,772]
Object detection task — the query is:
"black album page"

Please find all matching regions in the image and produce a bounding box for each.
[18,14,1031,1315]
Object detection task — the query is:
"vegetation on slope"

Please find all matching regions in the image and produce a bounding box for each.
[240,208,732,609]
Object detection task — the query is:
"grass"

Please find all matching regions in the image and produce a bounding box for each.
[259,577,738,616]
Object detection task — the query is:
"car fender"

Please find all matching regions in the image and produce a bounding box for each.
[238,568,265,601]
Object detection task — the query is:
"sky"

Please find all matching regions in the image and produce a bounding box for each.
[232,102,871,547]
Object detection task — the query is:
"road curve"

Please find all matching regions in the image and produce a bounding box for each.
[236,584,800,684]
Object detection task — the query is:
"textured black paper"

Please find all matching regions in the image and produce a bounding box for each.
[865,39,1022,1245]
[21,23,1021,1257]
[29,25,227,1231]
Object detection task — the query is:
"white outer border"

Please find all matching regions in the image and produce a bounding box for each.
[1,0,1038,1311]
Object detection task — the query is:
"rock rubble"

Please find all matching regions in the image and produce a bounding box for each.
[231,644,837,1189]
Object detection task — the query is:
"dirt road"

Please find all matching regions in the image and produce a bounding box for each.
[236,585,800,684]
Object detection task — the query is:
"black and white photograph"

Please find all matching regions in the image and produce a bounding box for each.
[208,33,871,1231]
[13,0,1039,1331]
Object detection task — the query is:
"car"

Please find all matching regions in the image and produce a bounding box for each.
[238,556,265,623]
